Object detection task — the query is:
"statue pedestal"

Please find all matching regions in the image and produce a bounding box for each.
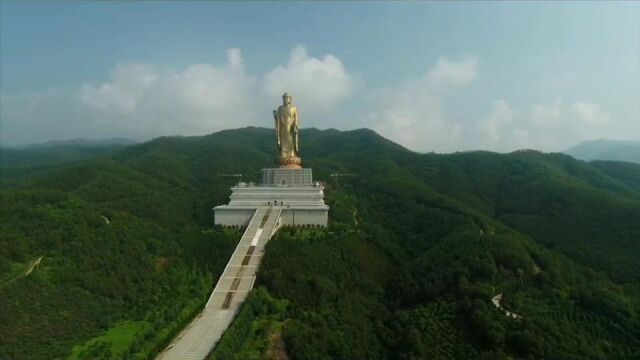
[213,168,328,227]
[262,168,312,186]
[278,155,302,169]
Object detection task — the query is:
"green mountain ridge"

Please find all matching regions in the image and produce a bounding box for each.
[1,127,639,359]
[0,138,136,169]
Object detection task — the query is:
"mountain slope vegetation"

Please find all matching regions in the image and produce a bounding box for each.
[1,127,639,359]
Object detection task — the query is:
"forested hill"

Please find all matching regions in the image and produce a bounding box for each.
[0,138,135,169]
[1,127,639,359]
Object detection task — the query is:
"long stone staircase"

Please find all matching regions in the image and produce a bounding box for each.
[157,206,282,360]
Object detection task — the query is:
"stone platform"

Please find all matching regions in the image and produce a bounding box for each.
[214,168,328,227]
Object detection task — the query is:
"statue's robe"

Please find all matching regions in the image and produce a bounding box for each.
[275,104,299,158]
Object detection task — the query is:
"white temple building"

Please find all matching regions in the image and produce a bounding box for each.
[213,168,329,227]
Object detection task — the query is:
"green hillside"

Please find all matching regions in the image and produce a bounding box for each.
[591,160,640,194]
[1,127,639,359]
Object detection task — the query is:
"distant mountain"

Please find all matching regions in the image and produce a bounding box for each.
[0,138,137,169]
[1,127,639,359]
[564,139,640,164]
[9,137,137,149]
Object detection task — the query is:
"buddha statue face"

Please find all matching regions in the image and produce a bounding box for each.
[282,93,292,105]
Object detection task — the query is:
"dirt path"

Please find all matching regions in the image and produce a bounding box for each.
[492,293,522,319]
[24,256,43,276]
[1,256,43,289]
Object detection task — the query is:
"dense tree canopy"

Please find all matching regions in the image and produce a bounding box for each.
[1,127,639,359]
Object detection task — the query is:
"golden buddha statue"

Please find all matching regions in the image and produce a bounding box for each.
[273,92,302,168]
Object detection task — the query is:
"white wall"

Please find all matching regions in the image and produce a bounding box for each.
[214,209,255,227]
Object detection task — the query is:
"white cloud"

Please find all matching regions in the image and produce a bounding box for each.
[485,99,614,151]
[370,57,477,152]
[78,49,257,138]
[571,101,610,125]
[0,46,358,145]
[2,49,259,144]
[426,57,478,89]
[398,96,616,153]
[529,98,563,128]
[371,86,454,151]
[80,63,158,113]
[2,49,258,143]
[528,99,612,130]
[0,47,630,153]
[263,45,353,111]
[465,99,540,152]
[174,49,254,112]
[479,99,513,145]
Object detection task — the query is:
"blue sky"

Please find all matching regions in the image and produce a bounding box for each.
[1,1,638,152]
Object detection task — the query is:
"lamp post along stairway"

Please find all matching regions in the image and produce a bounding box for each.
[158,206,282,360]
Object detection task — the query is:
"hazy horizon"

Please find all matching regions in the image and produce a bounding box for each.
[1,2,639,152]
[3,127,640,157]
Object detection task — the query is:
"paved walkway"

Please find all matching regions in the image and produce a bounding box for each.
[492,293,522,319]
[157,207,281,360]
